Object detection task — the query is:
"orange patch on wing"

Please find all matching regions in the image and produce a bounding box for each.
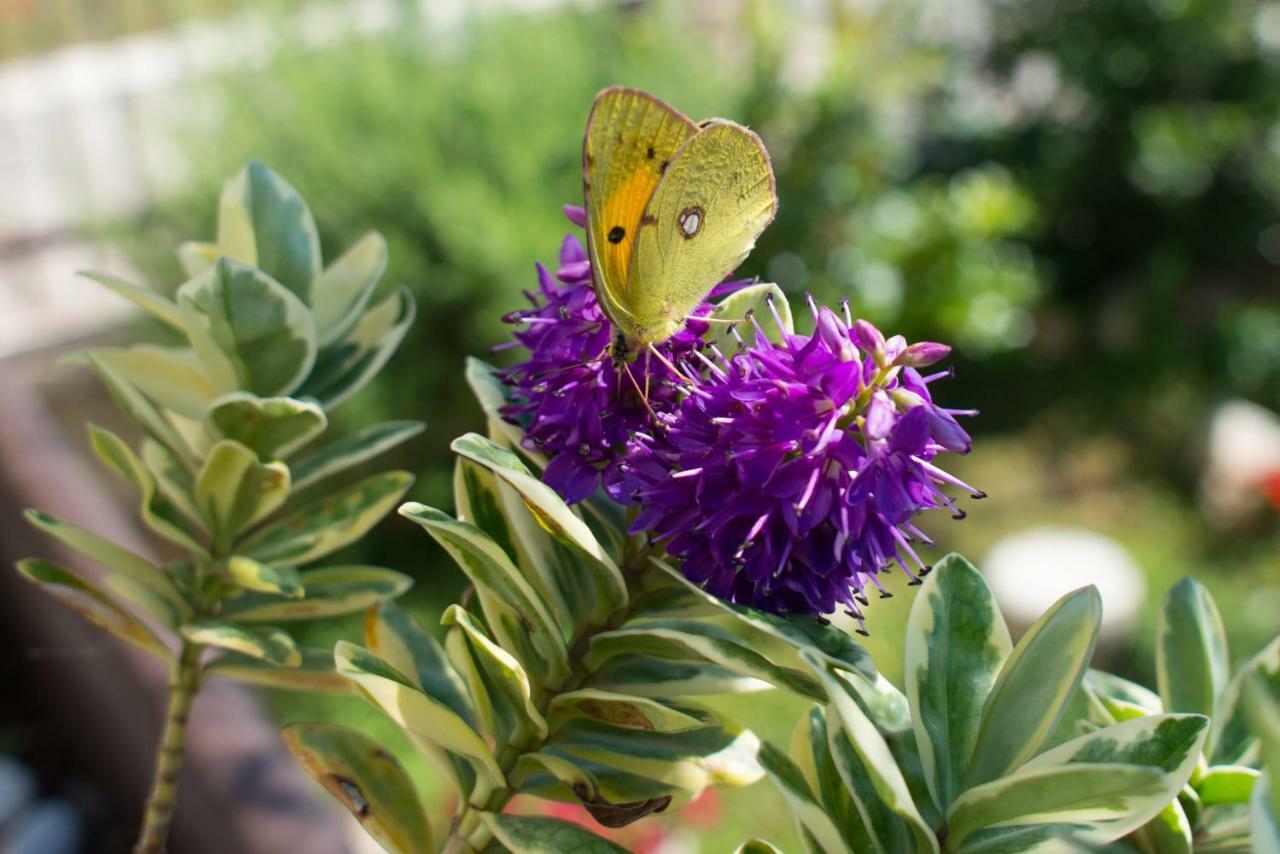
[598,164,662,299]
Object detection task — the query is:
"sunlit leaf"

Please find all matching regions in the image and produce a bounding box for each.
[182,620,300,666]
[206,393,327,460]
[964,586,1101,788]
[217,160,321,303]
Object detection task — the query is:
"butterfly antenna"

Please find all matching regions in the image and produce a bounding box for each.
[643,346,652,402]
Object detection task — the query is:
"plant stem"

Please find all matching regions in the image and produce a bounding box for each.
[134,638,203,854]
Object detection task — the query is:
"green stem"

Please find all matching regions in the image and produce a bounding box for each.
[134,638,203,854]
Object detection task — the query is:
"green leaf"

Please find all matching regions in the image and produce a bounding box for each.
[23,508,187,614]
[398,503,569,686]
[289,420,424,491]
[650,559,874,679]
[177,257,317,398]
[547,716,763,794]
[549,690,710,734]
[810,657,939,853]
[905,554,1012,813]
[335,640,504,784]
[241,471,412,566]
[794,708,875,853]
[88,424,206,556]
[1246,674,1280,818]
[1022,713,1209,841]
[77,270,183,331]
[88,346,216,420]
[450,433,626,616]
[206,393,327,460]
[1252,779,1280,854]
[182,620,300,666]
[221,565,411,622]
[591,654,772,697]
[1137,800,1193,854]
[1197,766,1260,806]
[948,762,1170,848]
[585,620,822,700]
[442,604,548,745]
[735,841,784,854]
[1085,670,1163,713]
[176,241,219,278]
[299,286,416,410]
[481,814,629,854]
[139,439,208,535]
[282,721,432,854]
[758,740,855,854]
[195,440,291,551]
[217,160,321,303]
[965,586,1102,789]
[15,558,171,661]
[86,354,197,464]
[312,232,387,348]
[362,602,477,797]
[103,574,184,630]
[706,282,793,350]
[1213,636,1280,765]
[225,556,302,597]
[1157,578,1229,722]
[364,601,473,721]
[465,357,544,466]
[206,647,353,694]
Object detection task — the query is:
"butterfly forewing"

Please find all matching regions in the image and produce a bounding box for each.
[583,88,698,337]
[626,120,778,346]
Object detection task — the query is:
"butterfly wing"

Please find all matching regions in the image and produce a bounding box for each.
[583,87,698,340]
[625,120,778,347]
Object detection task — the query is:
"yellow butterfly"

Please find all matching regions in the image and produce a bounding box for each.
[582,87,778,360]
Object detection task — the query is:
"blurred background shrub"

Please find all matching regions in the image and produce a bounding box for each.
[2,0,1278,849]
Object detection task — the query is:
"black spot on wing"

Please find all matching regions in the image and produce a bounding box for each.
[608,226,626,244]
[646,146,655,159]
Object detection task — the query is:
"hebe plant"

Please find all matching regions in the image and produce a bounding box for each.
[15,158,1280,854]
[16,162,422,853]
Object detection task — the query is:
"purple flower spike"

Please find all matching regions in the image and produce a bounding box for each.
[498,207,742,503]
[617,302,979,624]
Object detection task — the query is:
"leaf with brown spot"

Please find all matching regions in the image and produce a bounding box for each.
[283,722,432,854]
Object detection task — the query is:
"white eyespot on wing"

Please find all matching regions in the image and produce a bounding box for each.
[678,206,704,239]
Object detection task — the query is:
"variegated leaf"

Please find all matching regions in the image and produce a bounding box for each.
[206,393,327,460]
[283,721,432,854]
[289,420,424,491]
[88,424,207,556]
[182,620,300,666]
[335,640,504,784]
[177,257,317,398]
[241,471,412,566]
[312,231,387,348]
[216,160,321,303]
[1157,578,1229,722]
[905,554,1012,813]
[16,558,172,662]
[398,503,569,686]
[964,586,1101,789]
[207,647,353,694]
[221,565,411,622]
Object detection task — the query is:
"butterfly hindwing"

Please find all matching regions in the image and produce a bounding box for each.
[626,120,778,345]
[583,88,698,337]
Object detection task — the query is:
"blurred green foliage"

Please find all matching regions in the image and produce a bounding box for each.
[98,0,1279,610]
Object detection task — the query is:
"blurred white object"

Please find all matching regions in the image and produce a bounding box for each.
[0,756,36,829]
[982,527,1145,645]
[3,799,81,854]
[1202,399,1280,526]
